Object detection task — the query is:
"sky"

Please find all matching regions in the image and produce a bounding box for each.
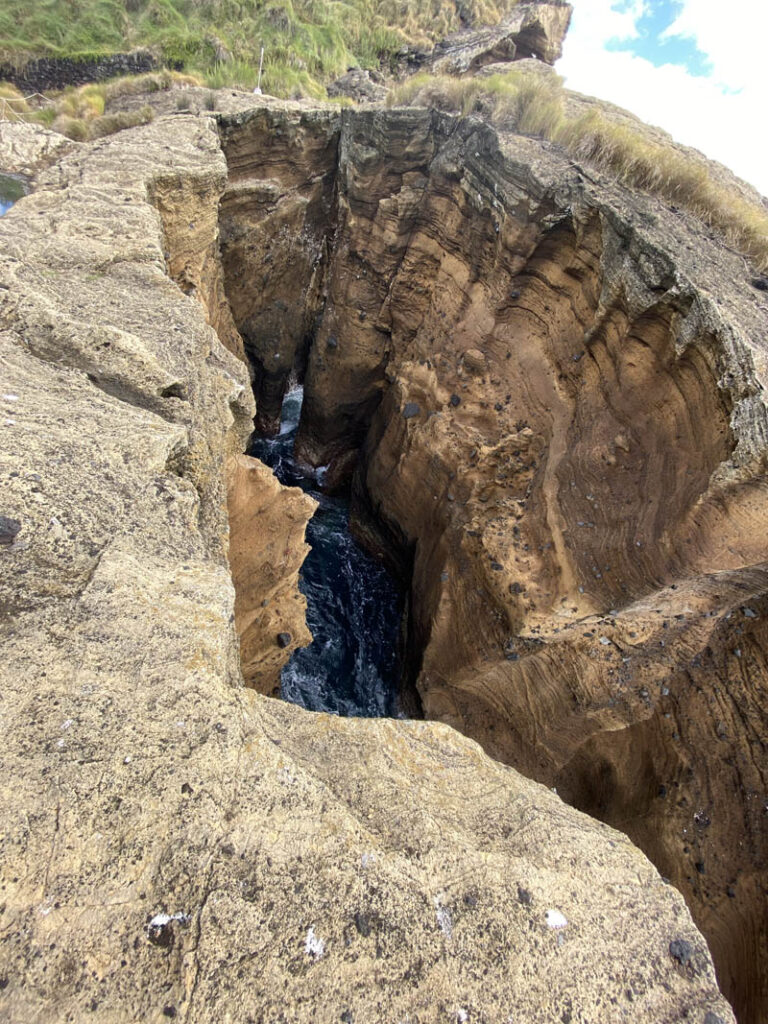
[556,0,768,196]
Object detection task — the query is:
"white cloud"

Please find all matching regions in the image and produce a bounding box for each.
[556,0,768,196]
[662,0,768,92]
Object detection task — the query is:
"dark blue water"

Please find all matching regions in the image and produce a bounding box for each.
[248,386,403,717]
[0,173,29,216]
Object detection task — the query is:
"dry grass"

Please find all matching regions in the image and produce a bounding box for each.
[0,70,195,140]
[390,72,768,272]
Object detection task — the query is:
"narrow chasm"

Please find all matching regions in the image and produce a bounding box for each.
[214,105,768,1022]
[248,384,404,717]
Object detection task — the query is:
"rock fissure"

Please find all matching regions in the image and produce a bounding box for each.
[1,91,764,1022]
[214,103,768,1021]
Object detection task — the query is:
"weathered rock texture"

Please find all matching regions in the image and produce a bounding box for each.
[289,107,768,1022]
[228,453,316,694]
[218,106,339,434]
[0,112,736,1023]
[0,120,74,178]
[427,0,572,73]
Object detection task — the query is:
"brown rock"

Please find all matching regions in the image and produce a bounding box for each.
[290,106,768,1022]
[463,347,486,374]
[217,105,340,434]
[0,108,736,1024]
[228,454,315,695]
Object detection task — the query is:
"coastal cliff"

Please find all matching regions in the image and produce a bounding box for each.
[0,108,741,1023]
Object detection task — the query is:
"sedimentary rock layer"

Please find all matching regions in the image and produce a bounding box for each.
[289,107,768,1022]
[217,106,339,434]
[428,0,573,73]
[0,111,736,1023]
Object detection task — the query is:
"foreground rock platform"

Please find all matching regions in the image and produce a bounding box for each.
[0,111,737,1022]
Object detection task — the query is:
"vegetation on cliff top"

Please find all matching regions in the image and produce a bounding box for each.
[0,0,521,97]
[392,71,768,272]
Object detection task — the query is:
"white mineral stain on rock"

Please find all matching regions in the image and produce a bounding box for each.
[148,912,188,929]
[545,909,568,930]
[305,926,325,959]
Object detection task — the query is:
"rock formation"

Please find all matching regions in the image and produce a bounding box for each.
[287,108,768,1022]
[217,106,339,434]
[0,106,739,1023]
[228,453,316,694]
[427,0,573,73]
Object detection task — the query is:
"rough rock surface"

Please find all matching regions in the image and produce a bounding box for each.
[217,106,339,434]
[328,67,388,104]
[0,113,736,1023]
[229,453,316,694]
[292,107,768,1022]
[0,120,74,177]
[424,1,572,74]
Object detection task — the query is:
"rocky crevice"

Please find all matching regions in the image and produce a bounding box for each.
[217,107,340,435]
[0,112,746,1024]
[214,104,768,1022]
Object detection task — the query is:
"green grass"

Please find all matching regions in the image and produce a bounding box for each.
[391,71,768,272]
[0,0,522,97]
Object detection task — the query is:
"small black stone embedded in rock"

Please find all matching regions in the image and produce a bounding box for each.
[704,1014,725,1024]
[354,911,372,937]
[326,335,338,349]
[669,938,694,966]
[277,632,292,648]
[402,402,420,419]
[517,885,532,906]
[752,277,768,291]
[0,515,21,545]
[449,394,461,407]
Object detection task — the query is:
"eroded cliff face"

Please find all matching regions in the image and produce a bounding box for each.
[265,108,767,1021]
[0,108,738,1023]
[217,107,339,434]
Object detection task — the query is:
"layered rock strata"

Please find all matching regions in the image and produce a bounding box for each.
[288,107,768,1022]
[0,111,736,1023]
[217,106,339,434]
[427,0,573,73]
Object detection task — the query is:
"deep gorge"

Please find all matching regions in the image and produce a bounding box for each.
[208,104,768,1023]
[248,384,404,717]
[3,93,765,1024]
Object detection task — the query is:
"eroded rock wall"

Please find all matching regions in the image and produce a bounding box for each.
[228,453,316,694]
[0,111,737,1024]
[292,107,768,1022]
[217,106,340,434]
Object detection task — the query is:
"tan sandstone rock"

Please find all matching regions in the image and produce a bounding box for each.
[0,111,736,1024]
[291,107,768,1022]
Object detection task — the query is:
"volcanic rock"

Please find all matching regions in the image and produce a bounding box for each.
[292,105,768,1022]
[0,109,737,1024]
